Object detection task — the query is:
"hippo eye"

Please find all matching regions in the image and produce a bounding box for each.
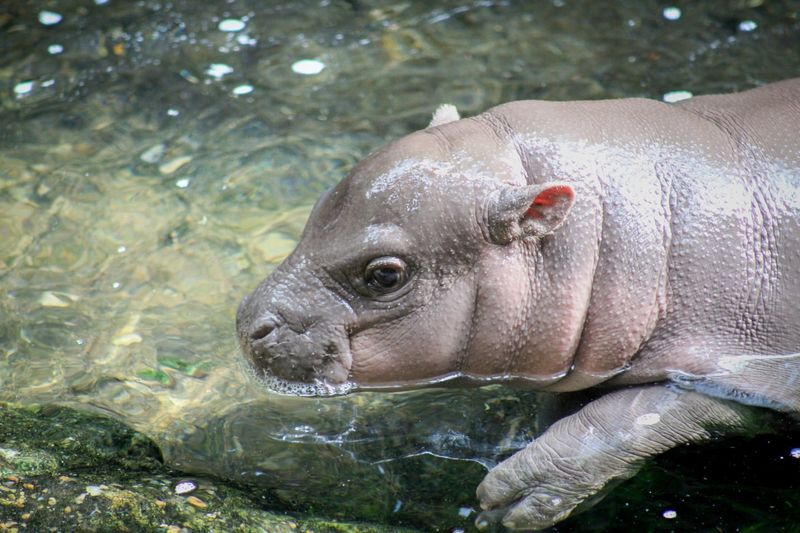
[364,257,408,294]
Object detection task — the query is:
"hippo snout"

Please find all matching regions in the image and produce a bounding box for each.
[236,270,356,395]
[246,317,343,380]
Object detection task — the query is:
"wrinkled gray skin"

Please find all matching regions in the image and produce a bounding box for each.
[237,79,800,530]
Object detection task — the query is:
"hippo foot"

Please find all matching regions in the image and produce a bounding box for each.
[475,433,626,530]
[475,385,763,530]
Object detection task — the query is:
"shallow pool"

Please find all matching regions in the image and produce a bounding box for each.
[2,0,800,530]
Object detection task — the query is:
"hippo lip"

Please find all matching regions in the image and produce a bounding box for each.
[244,351,355,397]
[249,365,356,397]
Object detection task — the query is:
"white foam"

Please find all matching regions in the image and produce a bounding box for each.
[255,369,354,397]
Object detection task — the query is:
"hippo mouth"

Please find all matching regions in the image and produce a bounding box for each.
[246,364,356,397]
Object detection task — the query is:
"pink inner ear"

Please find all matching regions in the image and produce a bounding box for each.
[525,185,574,219]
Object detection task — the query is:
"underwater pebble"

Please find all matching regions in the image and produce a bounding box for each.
[174,479,198,495]
[111,333,142,346]
[291,59,325,75]
[140,143,166,164]
[159,156,192,175]
[38,10,63,25]
[663,90,693,103]
[39,291,70,308]
[218,18,246,32]
[74,493,86,504]
[86,485,103,496]
[185,495,207,509]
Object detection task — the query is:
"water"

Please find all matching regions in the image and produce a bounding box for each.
[2,0,800,530]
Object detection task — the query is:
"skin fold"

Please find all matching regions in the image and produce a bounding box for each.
[237,79,800,529]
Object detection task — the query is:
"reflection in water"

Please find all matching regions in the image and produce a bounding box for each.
[2,0,800,529]
[162,384,538,526]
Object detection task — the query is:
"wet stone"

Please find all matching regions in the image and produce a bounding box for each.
[159,156,192,175]
[185,495,207,509]
[173,479,197,495]
[140,143,167,164]
[112,333,143,346]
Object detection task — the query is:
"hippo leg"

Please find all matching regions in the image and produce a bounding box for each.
[475,386,772,530]
[669,353,800,413]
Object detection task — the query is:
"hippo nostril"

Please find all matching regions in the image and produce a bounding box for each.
[250,317,279,342]
[324,342,339,355]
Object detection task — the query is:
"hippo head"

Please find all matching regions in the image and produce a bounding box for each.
[236,113,575,396]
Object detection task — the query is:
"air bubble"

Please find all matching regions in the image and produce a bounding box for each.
[206,63,233,79]
[14,81,34,96]
[232,84,254,96]
[39,11,63,26]
[663,90,693,103]
[291,59,326,75]
[662,7,681,21]
[218,19,246,32]
[738,20,757,32]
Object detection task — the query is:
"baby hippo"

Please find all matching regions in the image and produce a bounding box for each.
[237,79,800,529]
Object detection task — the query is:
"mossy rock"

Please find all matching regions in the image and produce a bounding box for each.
[0,402,418,532]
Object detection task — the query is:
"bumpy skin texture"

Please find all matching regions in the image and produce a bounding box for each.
[237,79,800,529]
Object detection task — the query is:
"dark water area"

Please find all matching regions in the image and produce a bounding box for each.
[2,0,800,531]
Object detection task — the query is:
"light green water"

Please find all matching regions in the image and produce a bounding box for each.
[2,0,800,530]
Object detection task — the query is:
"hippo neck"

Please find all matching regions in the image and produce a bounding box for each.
[489,111,670,392]
[544,169,669,392]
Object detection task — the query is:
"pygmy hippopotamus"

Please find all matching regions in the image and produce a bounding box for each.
[236,78,800,530]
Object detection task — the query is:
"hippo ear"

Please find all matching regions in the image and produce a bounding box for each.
[485,183,575,244]
[428,104,460,128]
